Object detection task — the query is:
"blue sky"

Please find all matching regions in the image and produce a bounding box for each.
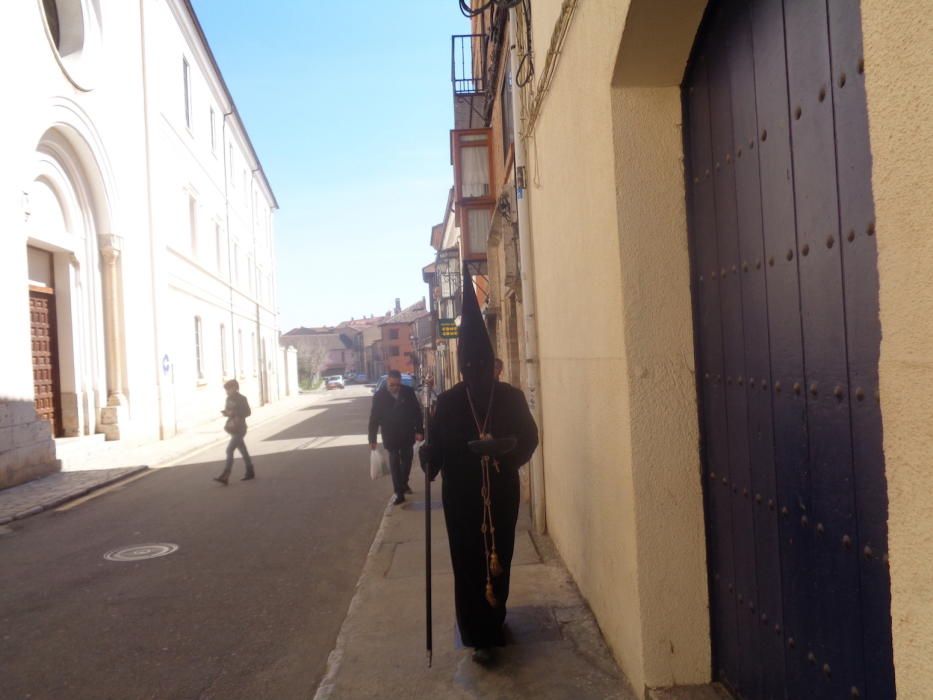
[191,1,469,330]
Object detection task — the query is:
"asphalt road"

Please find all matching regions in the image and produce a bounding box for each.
[0,386,391,700]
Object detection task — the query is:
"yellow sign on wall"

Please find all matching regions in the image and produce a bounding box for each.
[438,319,458,338]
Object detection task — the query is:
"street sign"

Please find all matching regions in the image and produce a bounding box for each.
[438,319,458,339]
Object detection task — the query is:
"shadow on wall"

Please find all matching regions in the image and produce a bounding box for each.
[0,399,60,490]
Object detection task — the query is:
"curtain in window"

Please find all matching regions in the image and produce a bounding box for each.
[467,208,491,255]
[460,146,490,198]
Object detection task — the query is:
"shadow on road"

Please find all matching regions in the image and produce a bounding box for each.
[266,394,371,442]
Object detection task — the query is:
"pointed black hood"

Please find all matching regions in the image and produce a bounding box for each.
[458,266,495,398]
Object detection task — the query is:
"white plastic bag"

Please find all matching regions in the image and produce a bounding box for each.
[412,439,425,474]
[370,449,389,480]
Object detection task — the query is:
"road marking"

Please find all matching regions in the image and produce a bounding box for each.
[55,470,155,512]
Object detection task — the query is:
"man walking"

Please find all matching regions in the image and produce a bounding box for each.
[214,379,255,485]
[369,370,423,505]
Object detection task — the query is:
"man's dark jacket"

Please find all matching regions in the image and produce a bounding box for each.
[368,385,424,450]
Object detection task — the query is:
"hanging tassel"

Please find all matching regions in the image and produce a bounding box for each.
[485,581,498,607]
[490,551,503,577]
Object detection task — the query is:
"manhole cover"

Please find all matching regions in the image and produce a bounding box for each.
[104,543,179,562]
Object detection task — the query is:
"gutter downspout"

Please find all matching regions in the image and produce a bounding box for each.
[222,111,237,378]
[139,0,168,438]
[509,8,546,535]
[249,168,264,405]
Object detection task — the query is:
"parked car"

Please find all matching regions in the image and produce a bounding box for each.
[371,373,414,393]
[324,375,345,390]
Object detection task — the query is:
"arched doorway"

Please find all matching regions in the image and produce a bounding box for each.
[27,121,120,439]
[683,1,894,697]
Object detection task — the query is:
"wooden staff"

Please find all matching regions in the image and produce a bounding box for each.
[423,384,433,668]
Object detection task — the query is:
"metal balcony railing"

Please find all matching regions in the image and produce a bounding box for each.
[451,34,487,96]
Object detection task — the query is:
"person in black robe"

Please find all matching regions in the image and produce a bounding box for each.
[421,267,538,665]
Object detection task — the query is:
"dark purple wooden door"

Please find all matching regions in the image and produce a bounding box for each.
[682,1,894,698]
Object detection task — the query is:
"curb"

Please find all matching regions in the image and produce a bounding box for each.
[0,465,149,526]
[313,494,396,700]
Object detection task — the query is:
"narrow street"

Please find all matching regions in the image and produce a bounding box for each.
[0,387,387,700]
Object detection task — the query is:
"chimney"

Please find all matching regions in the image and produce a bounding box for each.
[395,298,401,314]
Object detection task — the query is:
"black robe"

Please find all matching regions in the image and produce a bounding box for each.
[424,381,538,648]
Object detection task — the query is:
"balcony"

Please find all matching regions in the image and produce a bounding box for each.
[451,34,488,130]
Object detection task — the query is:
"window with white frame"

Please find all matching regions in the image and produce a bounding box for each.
[251,332,257,376]
[183,58,192,129]
[194,316,204,380]
[188,193,198,255]
[238,329,244,378]
[215,222,223,273]
[233,242,239,283]
[220,323,228,377]
[209,107,216,152]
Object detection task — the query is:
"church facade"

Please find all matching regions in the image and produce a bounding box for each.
[0,0,282,488]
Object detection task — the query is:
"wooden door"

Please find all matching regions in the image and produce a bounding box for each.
[30,288,63,437]
[683,1,894,698]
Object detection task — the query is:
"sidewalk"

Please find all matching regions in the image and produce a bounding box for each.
[2,392,728,700]
[0,390,324,526]
[313,482,639,700]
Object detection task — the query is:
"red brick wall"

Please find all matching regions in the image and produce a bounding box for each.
[381,323,414,374]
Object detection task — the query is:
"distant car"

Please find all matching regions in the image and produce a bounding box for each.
[372,373,414,393]
[324,375,345,390]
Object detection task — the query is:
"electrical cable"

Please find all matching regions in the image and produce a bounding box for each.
[459,0,522,18]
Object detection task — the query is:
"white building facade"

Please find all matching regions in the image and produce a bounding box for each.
[0,0,282,489]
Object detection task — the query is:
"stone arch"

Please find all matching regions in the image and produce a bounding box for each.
[25,100,125,438]
[608,0,710,690]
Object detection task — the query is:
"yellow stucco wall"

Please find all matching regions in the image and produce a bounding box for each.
[523,0,709,693]
[525,0,930,694]
[862,2,933,694]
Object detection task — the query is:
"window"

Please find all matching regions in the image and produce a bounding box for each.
[453,131,492,199]
[389,328,399,340]
[452,129,494,260]
[220,324,228,376]
[215,223,223,272]
[188,193,197,254]
[228,144,234,184]
[210,107,216,152]
[501,63,514,160]
[183,58,192,129]
[238,329,244,377]
[247,255,253,293]
[465,206,491,256]
[194,316,204,379]
[390,346,401,357]
[251,332,257,376]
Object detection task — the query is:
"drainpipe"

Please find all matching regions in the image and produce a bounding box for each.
[139,0,168,438]
[249,167,265,405]
[509,8,546,535]
[222,111,236,378]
